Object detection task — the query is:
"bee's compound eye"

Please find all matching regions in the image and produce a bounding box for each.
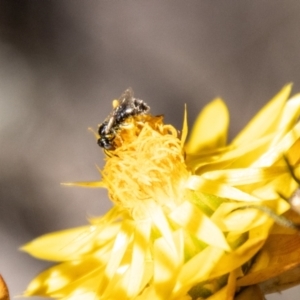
[97,138,115,150]
[97,138,104,147]
[97,137,107,148]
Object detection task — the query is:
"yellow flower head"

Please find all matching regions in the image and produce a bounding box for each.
[102,114,189,215]
[22,85,300,300]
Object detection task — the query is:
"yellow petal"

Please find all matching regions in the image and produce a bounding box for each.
[271,93,300,144]
[141,200,176,252]
[104,220,134,279]
[287,138,300,165]
[174,246,225,296]
[211,203,270,233]
[21,225,111,261]
[186,98,229,153]
[187,175,260,201]
[153,230,184,299]
[232,84,292,146]
[133,286,164,300]
[102,220,152,298]
[89,206,128,226]
[190,133,274,173]
[252,121,300,167]
[98,220,137,298]
[125,220,152,297]
[201,166,286,186]
[210,224,270,279]
[24,256,104,298]
[181,104,188,147]
[62,181,106,188]
[169,201,230,251]
[251,171,295,201]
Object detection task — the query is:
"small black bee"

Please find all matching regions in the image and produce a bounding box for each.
[98,88,150,150]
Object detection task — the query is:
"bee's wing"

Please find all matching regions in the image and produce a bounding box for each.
[119,87,134,105]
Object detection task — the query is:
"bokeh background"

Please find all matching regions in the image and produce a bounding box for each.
[1,1,300,299]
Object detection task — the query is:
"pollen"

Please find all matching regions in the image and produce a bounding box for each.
[101,115,190,215]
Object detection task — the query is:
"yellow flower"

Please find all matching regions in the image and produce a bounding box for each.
[22,85,300,299]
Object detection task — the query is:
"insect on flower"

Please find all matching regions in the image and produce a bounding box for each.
[97,88,150,150]
[22,84,300,300]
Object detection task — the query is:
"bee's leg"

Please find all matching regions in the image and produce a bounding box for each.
[105,116,116,134]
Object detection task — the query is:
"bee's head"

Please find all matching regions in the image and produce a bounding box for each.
[97,137,115,150]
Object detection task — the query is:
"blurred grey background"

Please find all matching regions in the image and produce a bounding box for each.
[0,1,300,299]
